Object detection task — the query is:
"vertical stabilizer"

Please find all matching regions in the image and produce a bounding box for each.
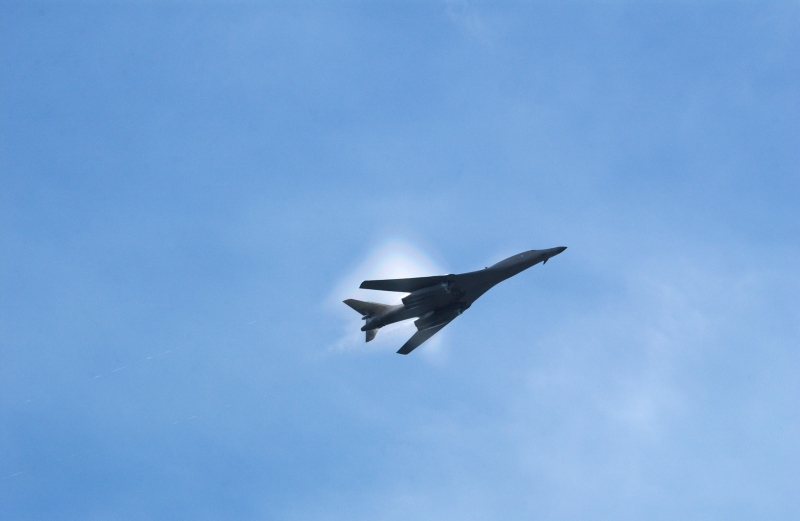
[344,299,392,343]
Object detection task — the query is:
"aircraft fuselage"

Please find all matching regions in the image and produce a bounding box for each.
[360,246,567,332]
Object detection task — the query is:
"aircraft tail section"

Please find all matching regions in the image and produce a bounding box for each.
[344,299,393,343]
[343,299,391,317]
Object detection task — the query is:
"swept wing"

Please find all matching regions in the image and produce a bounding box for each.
[396,305,464,354]
[397,318,454,355]
[360,275,453,293]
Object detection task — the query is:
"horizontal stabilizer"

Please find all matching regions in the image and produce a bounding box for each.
[343,299,392,317]
[360,275,452,293]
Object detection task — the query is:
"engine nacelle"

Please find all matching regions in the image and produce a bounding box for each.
[414,305,463,331]
[402,282,453,308]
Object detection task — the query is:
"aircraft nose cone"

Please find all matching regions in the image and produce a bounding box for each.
[555,246,567,254]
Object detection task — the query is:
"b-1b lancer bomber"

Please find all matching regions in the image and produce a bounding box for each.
[344,246,566,355]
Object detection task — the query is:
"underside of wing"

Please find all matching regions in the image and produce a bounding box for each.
[360,275,451,293]
[396,319,453,355]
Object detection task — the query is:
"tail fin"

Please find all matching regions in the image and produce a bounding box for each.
[343,299,391,317]
[343,299,391,343]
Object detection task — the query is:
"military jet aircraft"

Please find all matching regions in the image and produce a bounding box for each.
[344,246,566,354]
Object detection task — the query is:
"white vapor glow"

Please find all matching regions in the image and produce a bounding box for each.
[328,239,447,355]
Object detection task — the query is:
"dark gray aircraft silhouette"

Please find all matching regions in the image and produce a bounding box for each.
[344,246,566,354]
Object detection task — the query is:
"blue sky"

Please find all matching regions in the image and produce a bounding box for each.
[1,2,799,519]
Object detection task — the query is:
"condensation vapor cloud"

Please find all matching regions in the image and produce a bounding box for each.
[328,239,447,355]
